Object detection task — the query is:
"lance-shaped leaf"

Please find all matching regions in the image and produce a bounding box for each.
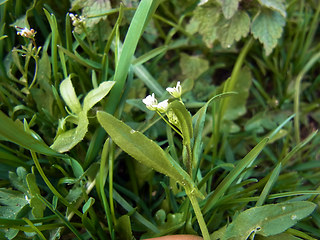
[223,201,316,239]
[97,111,204,199]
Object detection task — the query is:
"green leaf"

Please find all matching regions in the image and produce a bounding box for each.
[251,8,285,56]
[83,81,115,112]
[97,111,203,199]
[221,0,239,19]
[0,189,28,219]
[258,0,286,17]
[115,215,134,240]
[223,201,317,239]
[60,76,82,114]
[179,53,209,80]
[82,197,95,214]
[0,111,61,157]
[222,67,252,121]
[255,233,302,240]
[50,111,88,153]
[26,174,46,218]
[217,10,250,48]
[186,4,221,47]
[8,167,28,194]
[169,100,193,146]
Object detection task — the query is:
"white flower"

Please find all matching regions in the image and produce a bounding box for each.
[156,99,169,113]
[16,27,36,38]
[142,93,158,111]
[198,0,208,6]
[166,81,182,98]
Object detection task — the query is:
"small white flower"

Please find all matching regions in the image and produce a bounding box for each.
[166,81,182,98]
[156,99,169,113]
[142,93,158,111]
[16,27,36,38]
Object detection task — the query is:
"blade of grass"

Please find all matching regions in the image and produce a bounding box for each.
[37,194,84,240]
[203,137,269,214]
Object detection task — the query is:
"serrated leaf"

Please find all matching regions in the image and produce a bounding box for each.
[83,81,115,112]
[221,0,239,19]
[60,76,82,114]
[8,167,28,194]
[258,0,286,17]
[50,111,88,153]
[223,201,316,239]
[217,10,250,48]
[251,9,285,56]
[0,189,28,219]
[186,4,221,47]
[180,53,209,80]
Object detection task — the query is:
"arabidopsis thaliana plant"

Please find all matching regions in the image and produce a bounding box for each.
[142,93,158,111]
[166,81,182,98]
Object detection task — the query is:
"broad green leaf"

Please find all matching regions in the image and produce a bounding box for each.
[60,76,82,114]
[169,100,193,146]
[258,0,286,17]
[26,174,46,218]
[0,111,61,157]
[51,111,88,153]
[186,3,221,47]
[180,53,209,80]
[251,9,285,56]
[221,0,239,19]
[222,67,252,121]
[217,10,250,48]
[0,189,28,219]
[255,233,302,240]
[223,201,317,239]
[203,137,269,213]
[83,81,115,112]
[97,111,203,199]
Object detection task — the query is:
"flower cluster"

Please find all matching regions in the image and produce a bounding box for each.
[69,13,86,28]
[142,82,182,113]
[16,27,36,39]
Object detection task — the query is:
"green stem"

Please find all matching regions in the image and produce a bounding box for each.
[187,192,210,240]
[30,151,83,218]
[294,52,320,144]
[156,111,183,138]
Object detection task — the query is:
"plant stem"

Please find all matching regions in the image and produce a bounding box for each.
[187,192,210,240]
